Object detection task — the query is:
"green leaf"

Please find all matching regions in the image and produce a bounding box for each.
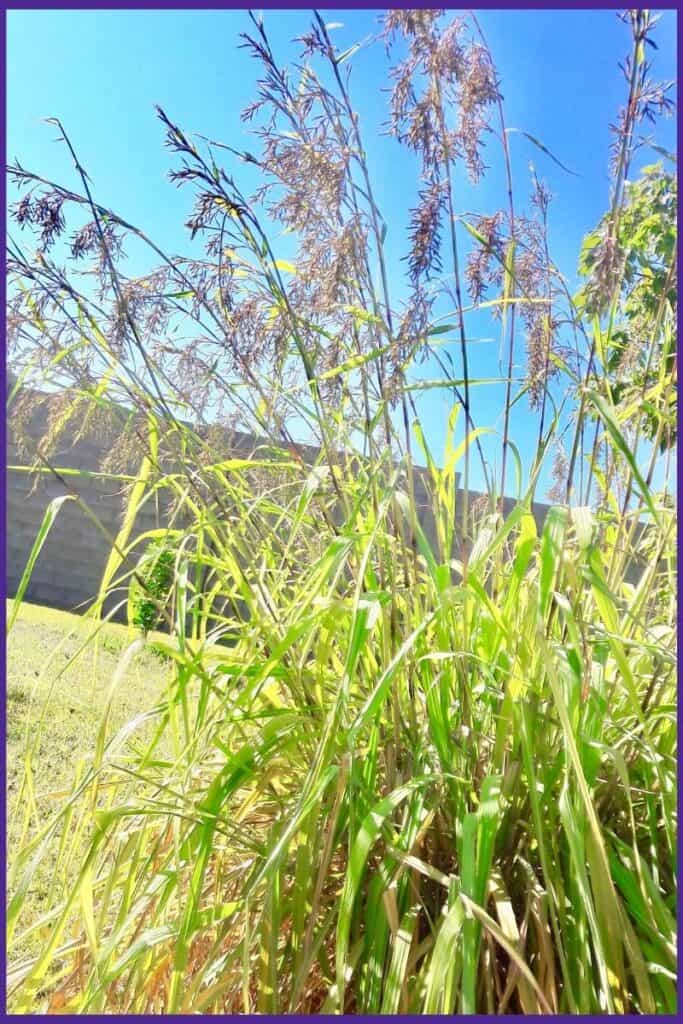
[335,778,434,1008]
[381,905,420,1013]
[8,494,76,633]
[587,390,660,525]
[506,128,579,176]
[316,342,392,381]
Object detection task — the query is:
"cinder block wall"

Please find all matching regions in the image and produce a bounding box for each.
[7,397,168,617]
[7,384,563,619]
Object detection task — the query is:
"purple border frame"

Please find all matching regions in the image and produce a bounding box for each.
[2,5,8,1017]
[1,2,680,1021]
[4,1,677,8]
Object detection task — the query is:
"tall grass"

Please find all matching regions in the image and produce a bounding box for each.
[6,9,676,1013]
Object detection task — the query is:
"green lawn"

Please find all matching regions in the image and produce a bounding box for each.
[6,600,172,971]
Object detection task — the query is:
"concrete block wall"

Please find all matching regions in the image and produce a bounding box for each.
[8,482,168,614]
[7,384,576,620]
[7,402,169,617]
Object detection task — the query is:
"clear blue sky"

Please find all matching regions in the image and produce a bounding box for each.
[7,8,677,496]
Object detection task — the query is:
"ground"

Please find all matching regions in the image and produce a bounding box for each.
[6,600,171,970]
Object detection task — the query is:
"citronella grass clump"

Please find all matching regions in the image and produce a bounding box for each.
[6,8,676,1015]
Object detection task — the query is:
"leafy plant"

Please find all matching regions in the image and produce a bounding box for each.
[129,539,177,634]
[578,162,677,451]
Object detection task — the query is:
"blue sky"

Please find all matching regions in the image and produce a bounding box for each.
[7,8,677,495]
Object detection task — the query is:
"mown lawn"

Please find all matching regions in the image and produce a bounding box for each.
[6,601,171,971]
